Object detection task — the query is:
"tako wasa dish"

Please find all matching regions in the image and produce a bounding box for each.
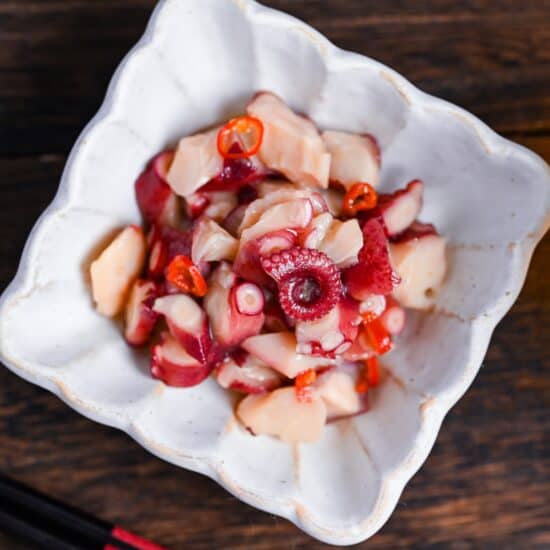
[90,92,447,443]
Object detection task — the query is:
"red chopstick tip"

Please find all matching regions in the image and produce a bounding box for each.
[106,526,166,550]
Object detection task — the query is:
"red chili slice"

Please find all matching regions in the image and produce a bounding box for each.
[364,317,393,355]
[366,356,380,387]
[343,183,378,216]
[217,116,264,160]
[356,357,381,393]
[355,376,369,394]
[166,255,207,297]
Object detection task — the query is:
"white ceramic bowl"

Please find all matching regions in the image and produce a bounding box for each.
[1,0,549,545]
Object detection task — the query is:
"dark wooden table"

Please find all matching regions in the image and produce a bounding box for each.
[1,1,549,548]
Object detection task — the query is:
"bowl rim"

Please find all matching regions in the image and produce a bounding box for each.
[1,0,549,545]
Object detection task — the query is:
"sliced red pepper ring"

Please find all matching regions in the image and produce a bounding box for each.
[295,369,318,403]
[366,356,380,387]
[364,317,393,355]
[166,255,208,297]
[355,375,369,394]
[356,356,381,393]
[217,116,264,160]
[343,182,378,216]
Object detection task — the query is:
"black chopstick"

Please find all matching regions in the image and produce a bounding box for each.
[0,475,166,550]
[0,507,83,550]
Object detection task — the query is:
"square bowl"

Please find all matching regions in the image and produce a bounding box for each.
[1,0,549,545]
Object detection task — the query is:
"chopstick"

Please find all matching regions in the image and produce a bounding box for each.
[0,475,166,550]
[0,507,83,550]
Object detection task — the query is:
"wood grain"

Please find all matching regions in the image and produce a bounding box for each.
[0,1,549,549]
[1,0,549,154]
